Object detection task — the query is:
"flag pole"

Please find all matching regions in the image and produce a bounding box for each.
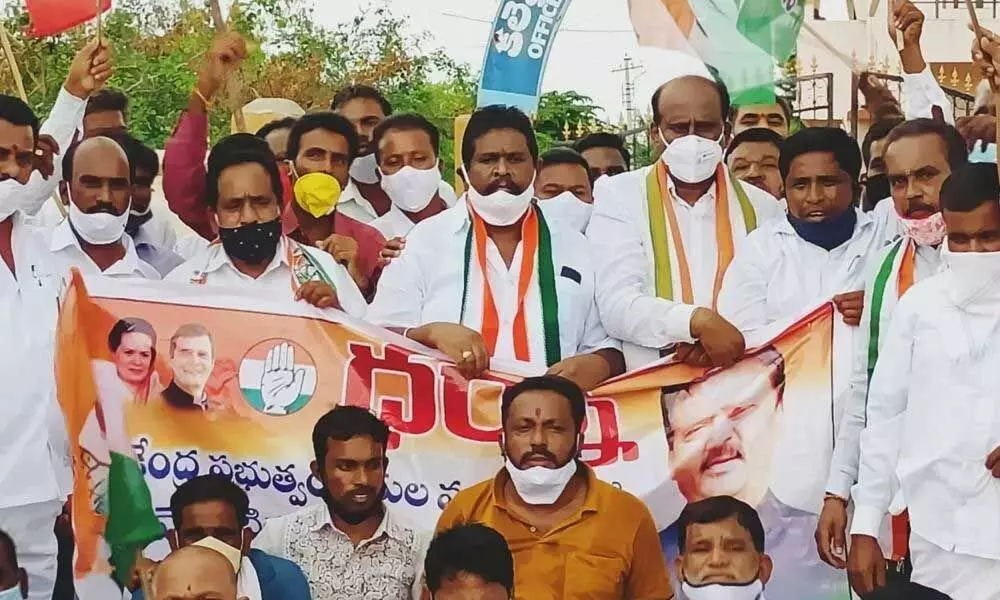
[0,24,27,102]
[208,0,247,133]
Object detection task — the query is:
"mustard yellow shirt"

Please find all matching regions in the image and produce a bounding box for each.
[436,466,674,600]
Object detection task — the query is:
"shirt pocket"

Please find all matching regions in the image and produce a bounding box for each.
[562,553,625,599]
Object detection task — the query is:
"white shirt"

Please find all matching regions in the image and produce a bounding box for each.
[902,67,955,125]
[0,213,68,508]
[2,88,87,223]
[370,205,418,240]
[829,241,942,499]
[850,270,1000,559]
[718,211,886,457]
[338,180,458,224]
[165,235,367,319]
[45,219,160,280]
[587,165,783,369]
[368,201,618,368]
[253,502,428,600]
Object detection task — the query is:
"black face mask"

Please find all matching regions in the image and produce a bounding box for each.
[218,219,282,264]
[125,210,153,237]
[863,174,891,212]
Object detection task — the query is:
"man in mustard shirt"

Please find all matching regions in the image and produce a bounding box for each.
[435,375,674,600]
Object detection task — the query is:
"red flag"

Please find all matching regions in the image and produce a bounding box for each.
[25,0,111,37]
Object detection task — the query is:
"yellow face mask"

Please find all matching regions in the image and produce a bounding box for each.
[293,172,342,218]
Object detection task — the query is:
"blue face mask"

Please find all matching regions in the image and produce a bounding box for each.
[969,143,997,164]
[0,584,23,600]
[787,207,858,250]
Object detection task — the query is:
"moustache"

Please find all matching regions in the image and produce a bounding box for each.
[85,203,119,215]
[484,178,523,195]
[519,449,558,464]
[701,440,742,471]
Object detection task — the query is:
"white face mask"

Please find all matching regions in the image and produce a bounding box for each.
[192,535,243,574]
[379,164,442,213]
[539,191,593,233]
[67,193,129,245]
[941,244,1000,305]
[0,585,22,600]
[464,167,535,226]
[681,580,764,600]
[350,153,380,185]
[659,131,724,184]
[505,457,578,505]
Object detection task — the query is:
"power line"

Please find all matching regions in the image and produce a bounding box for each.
[439,11,634,34]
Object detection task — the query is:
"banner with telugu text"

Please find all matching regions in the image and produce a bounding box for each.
[477,0,573,115]
[58,276,848,600]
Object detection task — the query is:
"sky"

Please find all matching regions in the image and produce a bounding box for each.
[317,0,644,123]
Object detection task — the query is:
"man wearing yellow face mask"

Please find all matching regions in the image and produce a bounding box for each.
[165,134,367,318]
[283,112,387,299]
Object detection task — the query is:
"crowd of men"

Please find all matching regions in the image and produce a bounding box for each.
[2,0,1000,598]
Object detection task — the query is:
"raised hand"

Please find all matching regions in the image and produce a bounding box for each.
[259,342,305,415]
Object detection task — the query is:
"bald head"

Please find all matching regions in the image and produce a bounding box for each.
[62,135,132,216]
[652,75,728,147]
[152,546,237,600]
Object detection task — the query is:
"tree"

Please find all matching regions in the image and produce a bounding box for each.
[0,0,475,175]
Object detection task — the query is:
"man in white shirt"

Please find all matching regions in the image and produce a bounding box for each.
[0,44,112,599]
[368,105,624,391]
[892,1,954,126]
[331,85,456,223]
[535,147,594,234]
[254,406,428,600]
[848,163,1000,599]
[588,70,782,370]
[121,135,184,276]
[50,135,160,280]
[817,119,969,574]
[166,134,367,318]
[369,113,450,241]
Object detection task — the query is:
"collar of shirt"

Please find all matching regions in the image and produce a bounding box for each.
[490,463,603,518]
[202,235,291,279]
[304,502,409,545]
[665,175,717,213]
[339,180,379,221]
[50,218,152,277]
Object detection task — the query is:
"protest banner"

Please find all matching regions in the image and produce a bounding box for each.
[57,273,849,600]
[476,0,573,115]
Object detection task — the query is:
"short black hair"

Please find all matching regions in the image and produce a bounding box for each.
[425,523,514,595]
[500,375,586,432]
[540,147,589,172]
[0,94,39,138]
[0,528,16,570]
[169,475,250,530]
[724,127,784,162]
[779,127,862,182]
[331,84,393,117]
[574,132,631,169]
[652,67,731,126]
[62,133,134,184]
[255,117,298,140]
[883,118,969,171]
[372,113,441,162]
[677,495,766,553]
[729,97,794,124]
[287,111,359,165]
[862,117,905,167]
[125,135,160,179]
[108,317,157,352]
[312,406,391,466]
[85,88,128,118]
[462,105,538,170]
[866,583,952,600]
[940,162,1000,213]
[205,134,283,209]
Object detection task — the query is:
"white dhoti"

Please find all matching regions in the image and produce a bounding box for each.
[0,501,61,600]
[911,533,1000,600]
